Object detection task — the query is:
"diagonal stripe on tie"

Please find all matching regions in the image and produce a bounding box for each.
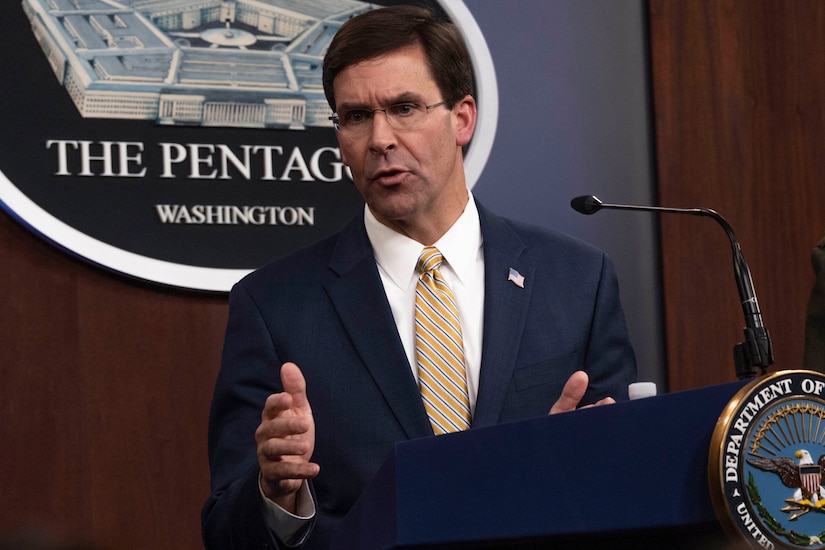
[415,246,471,435]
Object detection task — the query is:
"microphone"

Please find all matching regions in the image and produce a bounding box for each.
[571,194,773,379]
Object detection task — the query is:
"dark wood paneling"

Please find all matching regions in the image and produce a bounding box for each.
[0,210,228,549]
[648,0,825,390]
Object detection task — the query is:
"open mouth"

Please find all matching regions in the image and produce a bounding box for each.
[371,168,407,184]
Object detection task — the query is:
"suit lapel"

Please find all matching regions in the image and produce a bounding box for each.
[473,204,535,427]
[324,218,433,440]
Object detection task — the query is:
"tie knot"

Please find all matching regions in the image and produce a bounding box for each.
[417,246,444,274]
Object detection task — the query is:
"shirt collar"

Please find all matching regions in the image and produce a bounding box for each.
[364,193,482,290]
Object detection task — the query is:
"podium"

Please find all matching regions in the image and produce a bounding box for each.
[331,380,750,549]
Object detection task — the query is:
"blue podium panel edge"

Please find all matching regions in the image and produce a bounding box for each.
[392,381,747,547]
[331,380,748,549]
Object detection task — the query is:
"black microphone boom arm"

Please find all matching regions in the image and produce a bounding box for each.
[570,194,773,379]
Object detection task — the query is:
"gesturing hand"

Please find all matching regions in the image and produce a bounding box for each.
[256,362,320,513]
[549,370,615,415]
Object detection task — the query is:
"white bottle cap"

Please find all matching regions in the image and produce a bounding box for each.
[628,382,657,400]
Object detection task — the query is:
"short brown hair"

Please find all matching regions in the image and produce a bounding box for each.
[322,5,474,112]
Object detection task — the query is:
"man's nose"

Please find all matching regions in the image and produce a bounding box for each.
[367,111,397,152]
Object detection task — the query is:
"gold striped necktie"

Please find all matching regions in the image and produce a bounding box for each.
[415,246,472,434]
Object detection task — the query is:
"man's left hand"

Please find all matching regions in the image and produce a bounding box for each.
[549,370,615,414]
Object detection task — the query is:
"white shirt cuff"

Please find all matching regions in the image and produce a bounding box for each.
[258,473,316,546]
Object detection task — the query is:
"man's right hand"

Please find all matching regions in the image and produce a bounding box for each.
[256,362,320,513]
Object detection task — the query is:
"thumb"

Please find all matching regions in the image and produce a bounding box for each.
[280,362,310,411]
[549,370,589,415]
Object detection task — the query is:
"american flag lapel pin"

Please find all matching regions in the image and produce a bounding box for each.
[507,267,525,288]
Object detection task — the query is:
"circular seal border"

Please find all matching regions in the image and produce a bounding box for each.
[0,0,498,293]
[709,370,825,549]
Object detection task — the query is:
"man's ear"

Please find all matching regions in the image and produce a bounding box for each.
[454,95,477,147]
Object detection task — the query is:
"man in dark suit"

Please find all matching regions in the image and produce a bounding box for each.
[202,5,637,549]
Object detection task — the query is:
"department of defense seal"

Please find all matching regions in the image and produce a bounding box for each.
[709,370,825,549]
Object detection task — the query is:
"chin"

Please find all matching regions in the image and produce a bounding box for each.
[367,190,419,215]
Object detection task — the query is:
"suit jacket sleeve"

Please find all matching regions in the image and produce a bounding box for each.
[202,282,313,549]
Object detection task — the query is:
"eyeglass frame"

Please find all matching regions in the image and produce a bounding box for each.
[328,100,449,135]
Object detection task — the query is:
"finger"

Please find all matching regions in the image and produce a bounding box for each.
[261,391,293,419]
[261,392,310,427]
[260,462,320,500]
[560,394,616,411]
[549,370,589,415]
[281,362,311,411]
[261,462,320,504]
[261,457,320,480]
[581,396,617,408]
[256,414,311,442]
[259,434,314,461]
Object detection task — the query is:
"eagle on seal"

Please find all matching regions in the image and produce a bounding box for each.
[747,449,825,503]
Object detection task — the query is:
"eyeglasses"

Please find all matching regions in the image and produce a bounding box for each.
[329,101,448,137]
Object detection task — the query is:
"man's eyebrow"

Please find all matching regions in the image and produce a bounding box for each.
[388,93,424,104]
[335,101,370,112]
[336,93,424,111]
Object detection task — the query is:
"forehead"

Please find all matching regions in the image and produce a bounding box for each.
[332,43,440,106]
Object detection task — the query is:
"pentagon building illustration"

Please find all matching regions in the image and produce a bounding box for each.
[22,0,376,129]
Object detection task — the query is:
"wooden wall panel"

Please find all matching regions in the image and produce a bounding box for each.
[0,210,228,549]
[648,0,825,390]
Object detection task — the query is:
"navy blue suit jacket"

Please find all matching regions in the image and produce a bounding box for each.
[202,201,637,549]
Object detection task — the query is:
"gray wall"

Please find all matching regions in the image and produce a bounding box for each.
[467,1,665,389]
